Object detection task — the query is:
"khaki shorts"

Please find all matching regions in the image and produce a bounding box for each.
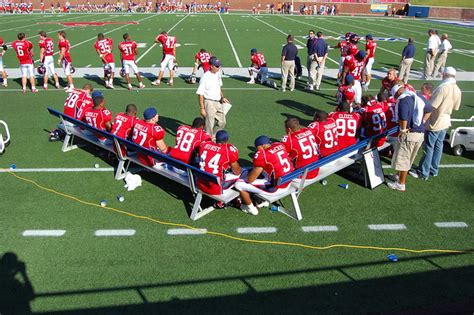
[391,132,424,171]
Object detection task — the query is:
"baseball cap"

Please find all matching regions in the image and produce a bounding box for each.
[345,74,355,85]
[91,90,103,99]
[443,66,456,76]
[250,48,257,54]
[254,135,271,147]
[356,50,366,59]
[210,57,221,68]
[391,84,404,97]
[366,34,373,40]
[143,107,158,120]
[215,130,229,143]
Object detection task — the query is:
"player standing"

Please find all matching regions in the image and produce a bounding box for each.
[152,31,177,86]
[192,48,211,76]
[247,48,277,88]
[308,111,339,157]
[94,33,115,89]
[118,33,145,90]
[332,32,351,84]
[0,37,7,87]
[328,101,362,150]
[38,31,60,90]
[169,117,211,164]
[57,31,74,92]
[364,34,377,91]
[11,33,37,93]
[342,50,366,106]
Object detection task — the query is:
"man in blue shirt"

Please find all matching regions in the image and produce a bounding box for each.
[305,30,318,91]
[399,37,416,84]
[313,31,328,91]
[387,82,433,192]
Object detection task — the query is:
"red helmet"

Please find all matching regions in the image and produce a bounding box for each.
[344,32,353,40]
[0,37,3,45]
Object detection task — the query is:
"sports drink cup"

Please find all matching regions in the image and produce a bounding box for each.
[270,205,280,212]
[94,163,100,168]
[117,195,125,202]
[320,179,328,186]
[387,254,398,262]
[100,200,107,207]
[338,183,349,189]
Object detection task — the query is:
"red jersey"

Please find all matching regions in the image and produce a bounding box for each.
[94,38,114,63]
[308,119,340,157]
[12,39,33,64]
[111,113,137,139]
[362,101,388,147]
[118,41,137,61]
[82,107,113,141]
[58,39,72,62]
[156,34,176,56]
[195,51,211,72]
[328,111,362,149]
[197,142,239,195]
[281,128,319,179]
[336,40,349,57]
[76,95,93,121]
[385,100,398,136]
[253,143,294,188]
[63,89,89,118]
[365,40,377,59]
[251,52,267,68]
[39,37,54,57]
[337,85,356,105]
[344,55,365,80]
[348,43,359,56]
[169,125,211,164]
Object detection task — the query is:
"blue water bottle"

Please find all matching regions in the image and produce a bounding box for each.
[270,205,280,212]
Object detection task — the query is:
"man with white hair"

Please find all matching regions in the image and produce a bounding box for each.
[410,67,461,180]
[432,34,452,78]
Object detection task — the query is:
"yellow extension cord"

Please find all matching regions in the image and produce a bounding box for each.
[5,171,469,255]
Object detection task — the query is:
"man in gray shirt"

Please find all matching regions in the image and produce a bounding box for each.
[281,34,298,92]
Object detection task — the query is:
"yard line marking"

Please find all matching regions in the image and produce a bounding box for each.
[382,164,474,169]
[1,168,114,173]
[252,15,339,66]
[237,227,277,234]
[302,225,338,232]
[136,13,190,63]
[368,224,407,231]
[217,13,243,67]
[23,230,66,236]
[95,229,136,236]
[434,222,468,228]
[167,228,207,235]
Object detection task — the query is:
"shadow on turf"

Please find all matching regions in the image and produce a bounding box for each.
[31,252,474,314]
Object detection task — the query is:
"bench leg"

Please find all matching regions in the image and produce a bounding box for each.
[190,192,216,221]
[115,159,128,180]
[276,192,303,221]
[61,134,78,152]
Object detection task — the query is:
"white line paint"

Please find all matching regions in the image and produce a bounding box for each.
[136,14,190,63]
[218,13,243,67]
[382,164,474,169]
[434,222,468,228]
[302,225,338,232]
[23,230,66,236]
[167,228,207,235]
[0,168,114,173]
[0,13,94,33]
[368,224,407,231]
[95,229,136,236]
[237,227,277,234]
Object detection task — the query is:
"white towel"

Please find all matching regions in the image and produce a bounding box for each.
[396,90,425,126]
[124,172,142,191]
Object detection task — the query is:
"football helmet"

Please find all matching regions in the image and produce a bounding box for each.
[119,68,126,77]
[70,65,76,74]
[344,32,353,40]
[48,129,66,142]
[349,33,360,43]
[186,74,196,84]
[37,64,46,75]
[103,64,112,78]
[1,44,7,51]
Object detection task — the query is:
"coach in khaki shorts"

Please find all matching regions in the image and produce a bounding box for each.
[387,83,432,192]
[281,34,297,92]
[196,57,230,140]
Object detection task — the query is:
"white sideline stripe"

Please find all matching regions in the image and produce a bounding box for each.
[368,224,407,231]
[434,222,468,228]
[302,225,338,232]
[23,230,66,236]
[167,228,207,235]
[218,13,243,67]
[237,227,277,234]
[95,229,136,236]
[136,13,190,63]
[0,168,114,173]
[382,164,474,169]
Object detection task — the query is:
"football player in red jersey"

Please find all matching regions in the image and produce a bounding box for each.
[63,83,93,121]
[152,31,177,86]
[169,117,211,164]
[342,50,366,106]
[360,95,388,148]
[247,48,277,88]
[328,101,362,149]
[111,104,137,139]
[131,107,168,168]
[281,117,319,180]
[332,32,351,83]
[0,37,7,87]
[57,31,74,92]
[94,33,115,89]
[12,32,37,93]
[337,74,356,108]
[308,111,339,157]
[192,48,211,76]
[197,130,242,196]
[118,33,145,90]
[364,34,377,91]
[82,95,113,143]
[235,136,294,216]
[38,31,60,90]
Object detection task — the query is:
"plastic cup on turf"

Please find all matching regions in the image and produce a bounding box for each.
[117,195,125,202]
[387,254,398,262]
[100,200,107,207]
[338,183,349,189]
[9,164,16,170]
[320,179,328,186]
[94,163,99,168]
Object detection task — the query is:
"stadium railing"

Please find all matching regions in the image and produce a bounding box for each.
[47,107,240,221]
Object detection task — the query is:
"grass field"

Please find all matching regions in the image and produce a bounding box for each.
[1,13,474,314]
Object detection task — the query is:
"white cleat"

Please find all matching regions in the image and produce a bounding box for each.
[139,83,145,89]
[240,204,259,215]
[151,80,160,86]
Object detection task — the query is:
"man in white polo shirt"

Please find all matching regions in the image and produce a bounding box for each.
[196,57,230,140]
[432,33,452,78]
[423,29,440,80]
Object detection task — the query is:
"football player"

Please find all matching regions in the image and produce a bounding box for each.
[342,50,366,106]
[82,95,113,143]
[118,33,145,90]
[247,48,277,88]
[111,103,138,140]
[0,37,7,87]
[235,136,294,216]
[308,111,339,157]
[348,33,360,56]
[192,48,211,76]
[332,32,351,83]
[328,100,362,149]
[337,74,356,108]
[38,31,60,90]
[360,95,388,148]
[63,83,94,121]
[169,117,211,164]
[152,31,177,86]
[197,130,241,197]
[94,33,115,89]
[57,31,74,92]
[364,34,377,90]
[12,33,37,93]
[281,117,319,180]
[131,107,168,168]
